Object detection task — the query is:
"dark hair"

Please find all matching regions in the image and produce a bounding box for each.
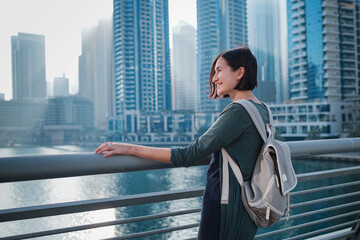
[208,46,258,99]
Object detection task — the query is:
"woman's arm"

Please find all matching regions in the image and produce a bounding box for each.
[95,142,171,163]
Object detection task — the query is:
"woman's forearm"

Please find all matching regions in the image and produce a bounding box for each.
[95,142,171,163]
[131,145,171,163]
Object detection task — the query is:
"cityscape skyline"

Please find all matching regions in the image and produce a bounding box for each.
[0,0,196,100]
[1,0,358,105]
[0,0,359,146]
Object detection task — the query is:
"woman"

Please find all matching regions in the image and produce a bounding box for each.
[95,46,269,239]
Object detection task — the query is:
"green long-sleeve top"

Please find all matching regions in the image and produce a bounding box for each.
[171,100,269,239]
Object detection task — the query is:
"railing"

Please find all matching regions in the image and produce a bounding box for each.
[0,138,360,239]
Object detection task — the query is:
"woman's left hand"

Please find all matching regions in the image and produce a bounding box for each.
[95,142,135,158]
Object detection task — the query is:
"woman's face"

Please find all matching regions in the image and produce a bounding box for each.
[212,57,243,98]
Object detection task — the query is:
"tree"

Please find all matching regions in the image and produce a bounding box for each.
[306,128,321,140]
[348,129,360,137]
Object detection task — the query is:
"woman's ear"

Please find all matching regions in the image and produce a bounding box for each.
[237,67,245,80]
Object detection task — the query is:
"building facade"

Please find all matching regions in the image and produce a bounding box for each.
[79,18,114,130]
[0,99,46,145]
[11,32,46,100]
[45,96,94,145]
[172,21,197,111]
[113,0,171,114]
[53,73,70,97]
[197,0,247,111]
[287,0,360,101]
[248,0,284,103]
[270,101,357,140]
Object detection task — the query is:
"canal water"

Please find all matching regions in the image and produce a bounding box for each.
[0,145,359,239]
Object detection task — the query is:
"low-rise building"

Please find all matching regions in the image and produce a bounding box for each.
[269,101,358,140]
[108,100,359,142]
[44,96,94,144]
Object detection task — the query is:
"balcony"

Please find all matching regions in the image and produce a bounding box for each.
[291,17,305,27]
[291,26,306,35]
[0,139,360,239]
[325,90,342,97]
[322,10,339,17]
[321,1,338,8]
[324,63,341,70]
[322,19,339,26]
[291,1,305,11]
[324,81,340,88]
[291,9,305,19]
[323,36,340,44]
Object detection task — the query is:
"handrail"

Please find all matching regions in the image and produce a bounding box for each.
[0,138,359,183]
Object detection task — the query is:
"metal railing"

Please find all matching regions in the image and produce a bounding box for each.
[0,138,360,239]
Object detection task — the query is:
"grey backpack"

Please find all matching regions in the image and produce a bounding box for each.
[220,100,297,228]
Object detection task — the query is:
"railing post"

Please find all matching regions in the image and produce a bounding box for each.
[348,214,360,240]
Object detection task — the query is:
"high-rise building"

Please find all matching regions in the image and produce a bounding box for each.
[79,18,114,129]
[11,32,46,100]
[197,0,248,111]
[113,0,172,114]
[287,0,359,101]
[248,0,284,103]
[172,21,197,110]
[53,73,69,97]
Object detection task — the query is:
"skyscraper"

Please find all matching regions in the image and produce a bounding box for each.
[287,0,359,101]
[248,0,284,103]
[172,21,197,111]
[79,19,114,129]
[11,32,46,100]
[113,0,171,114]
[53,73,69,97]
[197,0,247,111]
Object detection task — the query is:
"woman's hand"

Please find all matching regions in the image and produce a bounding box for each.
[95,142,135,158]
[95,142,172,163]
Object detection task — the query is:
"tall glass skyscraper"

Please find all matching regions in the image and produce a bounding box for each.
[113,0,171,115]
[197,0,247,112]
[287,0,359,101]
[79,19,114,130]
[172,21,197,111]
[248,0,283,103]
[11,33,46,100]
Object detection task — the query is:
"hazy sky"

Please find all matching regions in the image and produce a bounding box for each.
[0,0,197,100]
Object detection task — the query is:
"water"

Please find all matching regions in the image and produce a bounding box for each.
[0,146,359,239]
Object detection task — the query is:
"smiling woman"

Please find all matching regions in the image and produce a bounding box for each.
[95,46,268,240]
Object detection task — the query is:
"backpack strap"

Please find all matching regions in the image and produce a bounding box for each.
[234,100,268,142]
[221,148,245,204]
[262,102,273,125]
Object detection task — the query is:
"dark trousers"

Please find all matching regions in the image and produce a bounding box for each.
[198,152,221,240]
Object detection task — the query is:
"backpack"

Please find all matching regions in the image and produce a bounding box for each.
[220,100,298,228]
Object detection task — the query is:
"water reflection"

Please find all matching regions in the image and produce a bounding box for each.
[0,151,121,239]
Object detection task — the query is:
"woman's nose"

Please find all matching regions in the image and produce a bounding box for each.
[212,74,218,83]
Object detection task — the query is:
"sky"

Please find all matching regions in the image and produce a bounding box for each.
[0,0,197,100]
